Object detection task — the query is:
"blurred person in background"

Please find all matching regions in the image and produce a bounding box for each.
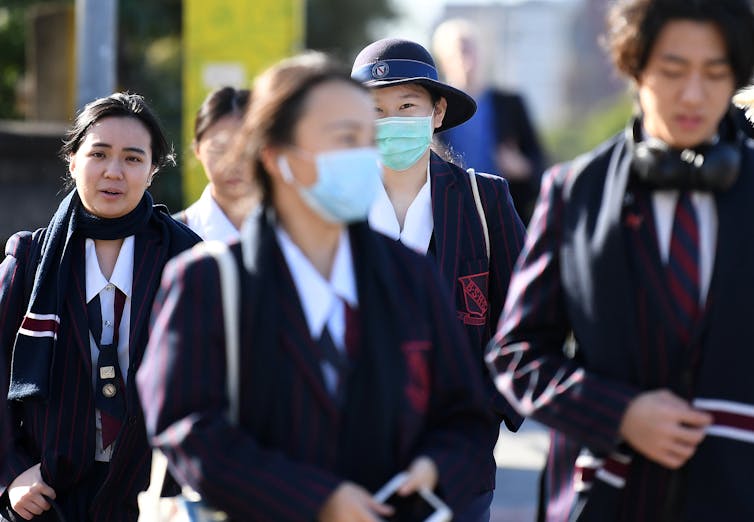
[0,92,200,521]
[352,38,525,522]
[174,86,258,241]
[433,18,546,224]
[486,0,754,520]
[138,52,490,522]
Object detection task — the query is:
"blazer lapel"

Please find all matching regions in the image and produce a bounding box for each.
[129,225,167,367]
[430,153,463,296]
[582,144,646,379]
[273,241,340,420]
[624,190,678,326]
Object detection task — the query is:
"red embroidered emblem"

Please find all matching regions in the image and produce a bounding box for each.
[457,271,489,326]
[402,341,430,414]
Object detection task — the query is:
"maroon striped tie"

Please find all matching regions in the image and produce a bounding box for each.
[666,192,700,344]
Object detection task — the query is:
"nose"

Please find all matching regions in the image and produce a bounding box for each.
[103,157,125,178]
[679,72,704,106]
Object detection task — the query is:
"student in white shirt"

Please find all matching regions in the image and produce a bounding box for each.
[0,93,200,521]
[176,87,258,241]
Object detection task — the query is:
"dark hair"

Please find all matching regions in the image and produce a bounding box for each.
[194,87,250,145]
[232,52,367,205]
[604,0,754,88]
[60,92,175,171]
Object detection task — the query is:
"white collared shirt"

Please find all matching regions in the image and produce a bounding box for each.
[183,185,241,242]
[369,165,434,253]
[652,191,717,304]
[85,236,134,461]
[275,227,358,394]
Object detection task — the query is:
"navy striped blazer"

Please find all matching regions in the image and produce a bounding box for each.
[137,216,491,522]
[0,349,7,471]
[487,128,754,521]
[0,214,199,521]
[429,152,526,492]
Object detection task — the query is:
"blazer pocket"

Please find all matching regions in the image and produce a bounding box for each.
[456,259,490,326]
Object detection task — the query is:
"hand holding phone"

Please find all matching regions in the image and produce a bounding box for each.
[374,472,452,522]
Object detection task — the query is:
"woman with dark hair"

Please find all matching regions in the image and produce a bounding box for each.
[137,52,489,522]
[175,87,257,241]
[487,0,754,520]
[0,92,200,521]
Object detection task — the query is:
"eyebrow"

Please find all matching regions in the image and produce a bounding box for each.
[323,120,364,131]
[659,53,729,67]
[90,142,147,155]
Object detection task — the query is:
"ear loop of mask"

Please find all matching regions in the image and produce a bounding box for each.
[277,155,297,185]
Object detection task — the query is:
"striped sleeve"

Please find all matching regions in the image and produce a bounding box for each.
[0,232,37,492]
[137,250,342,522]
[485,166,638,453]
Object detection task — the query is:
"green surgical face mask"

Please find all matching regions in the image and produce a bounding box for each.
[375,114,433,171]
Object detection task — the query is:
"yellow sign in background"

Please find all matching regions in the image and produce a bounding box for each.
[182,0,303,205]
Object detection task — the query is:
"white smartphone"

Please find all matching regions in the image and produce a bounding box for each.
[373,472,453,522]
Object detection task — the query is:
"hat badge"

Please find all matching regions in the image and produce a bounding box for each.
[371,61,389,79]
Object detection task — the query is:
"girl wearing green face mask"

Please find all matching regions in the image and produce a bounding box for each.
[353,38,528,522]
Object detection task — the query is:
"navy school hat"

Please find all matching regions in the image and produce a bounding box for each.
[351,38,477,132]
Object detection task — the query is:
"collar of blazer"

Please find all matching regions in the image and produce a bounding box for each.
[429,152,464,293]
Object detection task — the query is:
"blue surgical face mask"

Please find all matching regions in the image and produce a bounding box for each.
[277,147,382,224]
[375,114,434,171]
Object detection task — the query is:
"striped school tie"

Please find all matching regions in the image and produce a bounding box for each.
[666,191,700,343]
[88,288,127,448]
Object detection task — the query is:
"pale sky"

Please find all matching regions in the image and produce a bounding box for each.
[374,0,576,47]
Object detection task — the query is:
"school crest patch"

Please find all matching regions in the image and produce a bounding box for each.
[457,271,489,326]
[371,61,389,79]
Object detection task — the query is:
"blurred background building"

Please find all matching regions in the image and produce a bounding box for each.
[0,1,632,518]
[0,0,631,242]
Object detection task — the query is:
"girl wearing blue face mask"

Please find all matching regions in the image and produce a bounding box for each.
[136,52,490,522]
[352,38,527,522]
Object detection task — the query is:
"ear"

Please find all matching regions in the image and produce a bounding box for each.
[68,153,77,177]
[260,145,281,177]
[192,139,200,158]
[433,97,449,130]
[146,166,157,187]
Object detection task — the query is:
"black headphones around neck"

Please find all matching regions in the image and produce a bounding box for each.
[629,114,741,192]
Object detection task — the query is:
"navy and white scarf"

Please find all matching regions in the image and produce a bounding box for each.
[8,189,153,401]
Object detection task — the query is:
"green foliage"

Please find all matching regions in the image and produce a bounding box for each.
[306,0,395,61]
[0,6,24,118]
[544,92,634,163]
[117,0,183,211]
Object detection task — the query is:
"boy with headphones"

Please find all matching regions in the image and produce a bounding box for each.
[486,0,754,520]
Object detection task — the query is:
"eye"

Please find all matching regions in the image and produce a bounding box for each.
[660,69,684,79]
[89,151,105,158]
[374,107,384,115]
[707,68,732,81]
[126,155,144,163]
[399,103,415,110]
[336,133,359,146]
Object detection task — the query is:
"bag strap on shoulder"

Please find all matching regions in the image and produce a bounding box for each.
[139,240,240,513]
[466,168,490,263]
